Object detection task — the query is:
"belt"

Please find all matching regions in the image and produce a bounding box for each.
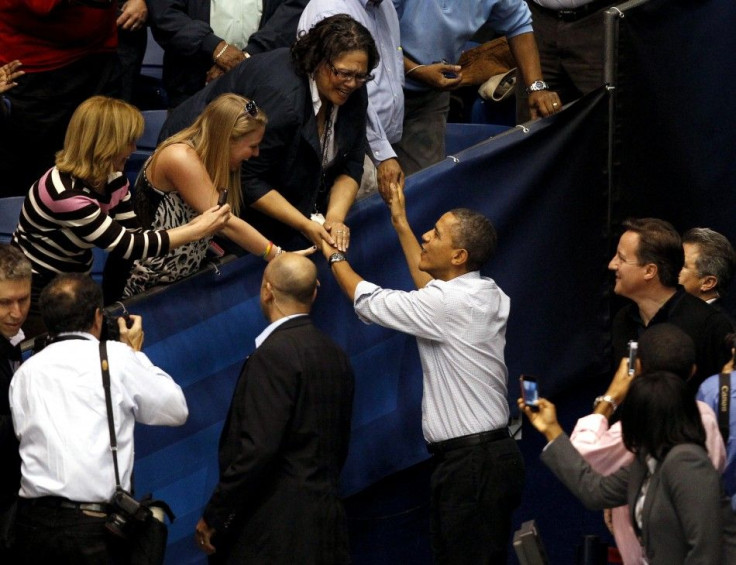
[427,428,510,455]
[22,496,110,513]
[533,0,614,21]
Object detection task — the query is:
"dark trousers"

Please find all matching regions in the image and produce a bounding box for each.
[517,0,608,122]
[15,499,130,565]
[430,437,525,564]
[0,53,120,197]
[392,89,451,177]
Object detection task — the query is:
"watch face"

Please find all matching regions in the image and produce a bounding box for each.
[529,80,548,92]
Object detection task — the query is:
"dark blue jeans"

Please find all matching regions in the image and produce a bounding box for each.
[15,499,130,565]
[430,437,525,564]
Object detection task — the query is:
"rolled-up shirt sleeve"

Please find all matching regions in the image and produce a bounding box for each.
[353,280,445,341]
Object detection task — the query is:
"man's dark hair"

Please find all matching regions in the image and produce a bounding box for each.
[621,371,705,461]
[622,218,683,288]
[448,209,497,272]
[0,244,31,282]
[39,274,102,334]
[292,14,379,76]
[682,227,736,296]
[637,323,695,380]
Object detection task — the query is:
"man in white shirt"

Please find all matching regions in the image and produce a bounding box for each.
[10,273,188,563]
[321,182,524,563]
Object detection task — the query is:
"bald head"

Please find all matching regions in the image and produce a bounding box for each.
[263,253,319,308]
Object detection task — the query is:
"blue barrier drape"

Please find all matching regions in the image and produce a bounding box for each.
[122,88,609,563]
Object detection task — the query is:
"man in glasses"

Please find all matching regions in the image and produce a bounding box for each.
[299,0,405,202]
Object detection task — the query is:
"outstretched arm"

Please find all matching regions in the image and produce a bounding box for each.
[387,183,432,289]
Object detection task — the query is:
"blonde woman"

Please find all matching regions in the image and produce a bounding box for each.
[124,94,309,298]
[12,95,229,334]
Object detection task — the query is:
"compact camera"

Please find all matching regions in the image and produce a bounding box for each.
[106,489,152,539]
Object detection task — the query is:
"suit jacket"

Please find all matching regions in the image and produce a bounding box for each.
[0,337,20,507]
[542,434,732,565]
[203,316,354,564]
[148,0,309,107]
[162,48,368,245]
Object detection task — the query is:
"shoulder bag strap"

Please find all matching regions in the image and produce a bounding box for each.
[100,341,123,489]
[719,372,731,444]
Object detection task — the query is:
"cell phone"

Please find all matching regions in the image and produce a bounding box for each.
[627,340,638,376]
[217,188,228,207]
[442,71,458,79]
[520,375,539,411]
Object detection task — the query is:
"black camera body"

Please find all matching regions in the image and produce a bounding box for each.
[106,489,152,539]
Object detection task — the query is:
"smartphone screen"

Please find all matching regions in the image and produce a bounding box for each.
[627,340,638,376]
[520,375,539,410]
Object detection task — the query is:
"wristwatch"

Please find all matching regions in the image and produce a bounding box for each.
[525,80,549,94]
[328,252,347,265]
[593,394,618,412]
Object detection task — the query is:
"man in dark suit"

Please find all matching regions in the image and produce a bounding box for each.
[148,0,309,108]
[0,244,31,559]
[195,253,355,564]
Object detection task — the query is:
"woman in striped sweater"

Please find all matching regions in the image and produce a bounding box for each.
[12,95,230,335]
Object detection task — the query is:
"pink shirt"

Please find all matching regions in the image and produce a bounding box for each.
[570,401,726,565]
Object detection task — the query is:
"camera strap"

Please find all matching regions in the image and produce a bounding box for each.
[719,372,731,444]
[99,341,123,490]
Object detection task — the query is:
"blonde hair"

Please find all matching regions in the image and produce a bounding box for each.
[56,96,143,189]
[154,93,267,215]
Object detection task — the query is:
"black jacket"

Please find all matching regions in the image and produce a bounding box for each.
[203,316,354,564]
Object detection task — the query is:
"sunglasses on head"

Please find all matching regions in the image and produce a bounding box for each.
[244,99,259,117]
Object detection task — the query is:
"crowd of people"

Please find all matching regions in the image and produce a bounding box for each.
[0,1,735,564]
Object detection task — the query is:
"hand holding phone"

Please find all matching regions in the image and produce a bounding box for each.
[520,375,539,412]
[217,188,228,207]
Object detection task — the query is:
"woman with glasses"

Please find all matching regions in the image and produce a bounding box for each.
[11,95,231,335]
[121,93,309,298]
[161,14,379,254]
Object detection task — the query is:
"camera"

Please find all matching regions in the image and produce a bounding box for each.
[105,489,152,539]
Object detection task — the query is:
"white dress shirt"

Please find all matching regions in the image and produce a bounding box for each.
[354,271,511,443]
[10,333,188,502]
[210,0,262,50]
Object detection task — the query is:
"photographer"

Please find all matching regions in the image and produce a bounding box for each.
[9,274,188,563]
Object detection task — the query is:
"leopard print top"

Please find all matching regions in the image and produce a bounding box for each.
[123,162,210,298]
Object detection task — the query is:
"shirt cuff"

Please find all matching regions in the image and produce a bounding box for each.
[369,139,398,166]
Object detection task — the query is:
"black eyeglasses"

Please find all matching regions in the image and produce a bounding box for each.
[244,99,259,117]
[326,62,374,85]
